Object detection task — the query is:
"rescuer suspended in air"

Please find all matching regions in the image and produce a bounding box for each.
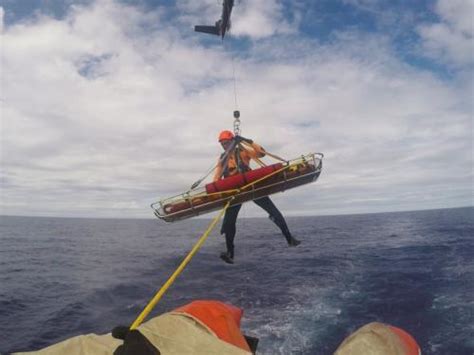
[214,130,301,264]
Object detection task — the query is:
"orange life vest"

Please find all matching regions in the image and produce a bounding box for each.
[213,142,266,181]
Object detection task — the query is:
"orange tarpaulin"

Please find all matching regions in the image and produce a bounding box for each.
[174,300,251,352]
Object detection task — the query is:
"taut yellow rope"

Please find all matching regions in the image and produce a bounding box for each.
[130,199,233,330]
[131,161,297,329]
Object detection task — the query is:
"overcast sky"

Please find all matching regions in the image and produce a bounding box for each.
[0,0,472,219]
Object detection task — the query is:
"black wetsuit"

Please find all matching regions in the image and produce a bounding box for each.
[219,144,295,259]
[221,197,293,258]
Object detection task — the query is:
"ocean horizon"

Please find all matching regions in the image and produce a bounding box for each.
[2,204,471,220]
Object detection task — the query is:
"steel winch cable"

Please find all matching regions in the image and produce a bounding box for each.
[231,54,239,112]
[224,40,241,136]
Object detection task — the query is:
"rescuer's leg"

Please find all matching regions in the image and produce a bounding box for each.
[253,197,301,246]
[220,204,242,263]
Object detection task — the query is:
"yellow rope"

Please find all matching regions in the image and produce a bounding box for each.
[130,199,233,330]
[200,163,291,201]
[134,159,302,327]
[176,161,295,207]
[239,163,290,191]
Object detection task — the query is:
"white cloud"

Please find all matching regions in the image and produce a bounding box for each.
[436,0,473,34]
[0,0,472,218]
[231,0,296,38]
[418,0,473,67]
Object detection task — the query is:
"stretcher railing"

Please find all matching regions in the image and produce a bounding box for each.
[151,153,323,223]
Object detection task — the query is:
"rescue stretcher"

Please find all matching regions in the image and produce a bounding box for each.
[152,153,323,222]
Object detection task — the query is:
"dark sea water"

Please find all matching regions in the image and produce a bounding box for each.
[0,207,473,354]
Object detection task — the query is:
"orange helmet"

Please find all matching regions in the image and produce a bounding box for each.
[218,130,234,142]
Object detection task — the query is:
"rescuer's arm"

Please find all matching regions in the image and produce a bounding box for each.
[240,139,266,159]
[235,136,266,158]
[248,142,266,158]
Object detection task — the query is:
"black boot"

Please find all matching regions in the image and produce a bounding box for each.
[287,236,301,247]
[220,251,234,264]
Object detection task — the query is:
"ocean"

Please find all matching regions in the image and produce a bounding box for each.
[0,207,473,354]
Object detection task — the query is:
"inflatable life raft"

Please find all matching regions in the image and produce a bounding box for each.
[152,153,323,222]
[335,322,421,355]
[14,300,257,355]
[12,301,421,355]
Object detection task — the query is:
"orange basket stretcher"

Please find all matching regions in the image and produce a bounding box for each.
[151,153,323,223]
